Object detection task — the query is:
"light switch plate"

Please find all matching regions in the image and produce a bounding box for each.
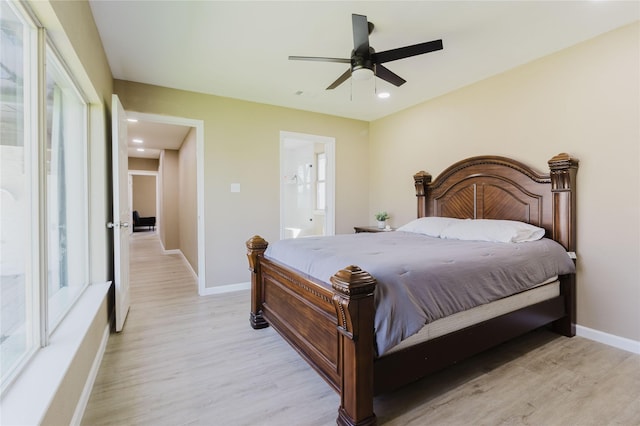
[230,183,240,193]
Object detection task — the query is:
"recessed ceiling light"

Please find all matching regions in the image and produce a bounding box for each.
[136,148,145,152]
[132,138,143,143]
[377,92,390,99]
[127,118,138,123]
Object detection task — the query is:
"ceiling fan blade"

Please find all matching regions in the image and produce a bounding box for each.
[352,14,370,55]
[374,39,443,64]
[375,64,406,87]
[326,68,352,90]
[289,56,351,64]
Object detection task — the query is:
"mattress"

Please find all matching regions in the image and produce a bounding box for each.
[266,231,575,355]
[384,278,560,355]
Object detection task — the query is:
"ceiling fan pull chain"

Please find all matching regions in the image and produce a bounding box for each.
[374,71,377,96]
[350,77,353,102]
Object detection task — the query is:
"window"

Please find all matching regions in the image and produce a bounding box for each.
[45,48,88,329]
[0,0,89,393]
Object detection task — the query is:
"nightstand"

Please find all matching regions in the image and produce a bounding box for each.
[354,226,395,233]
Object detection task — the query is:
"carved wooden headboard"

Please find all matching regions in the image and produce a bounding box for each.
[413,153,578,252]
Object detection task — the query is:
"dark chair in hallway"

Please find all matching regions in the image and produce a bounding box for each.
[133,210,156,231]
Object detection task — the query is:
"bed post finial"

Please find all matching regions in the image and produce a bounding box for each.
[331,266,377,426]
[414,171,432,218]
[246,235,269,329]
[549,153,578,191]
[331,265,377,339]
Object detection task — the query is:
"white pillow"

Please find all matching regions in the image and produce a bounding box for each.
[440,219,545,243]
[397,217,462,237]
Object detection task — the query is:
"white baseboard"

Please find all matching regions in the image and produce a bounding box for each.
[178,252,198,282]
[576,325,640,355]
[161,247,198,283]
[70,322,110,426]
[199,282,250,296]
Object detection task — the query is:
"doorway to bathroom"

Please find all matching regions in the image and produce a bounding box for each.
[280,131,335,239]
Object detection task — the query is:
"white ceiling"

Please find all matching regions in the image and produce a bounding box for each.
[88,1,639,157]
[125,118,192,159]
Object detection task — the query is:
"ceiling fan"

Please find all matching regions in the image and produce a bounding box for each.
[289,14,443,90]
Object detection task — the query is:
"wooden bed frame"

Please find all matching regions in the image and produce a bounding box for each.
[246,153,578,426]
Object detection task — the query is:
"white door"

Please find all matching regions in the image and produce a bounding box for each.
[111,94,131,332]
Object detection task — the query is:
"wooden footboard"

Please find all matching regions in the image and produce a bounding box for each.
[247,236,377,426]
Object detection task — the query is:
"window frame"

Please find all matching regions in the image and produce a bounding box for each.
[44,39,90,336]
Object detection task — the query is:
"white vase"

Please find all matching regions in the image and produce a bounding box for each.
[377,220,386,229]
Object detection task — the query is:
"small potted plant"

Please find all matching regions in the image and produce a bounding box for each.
[375,211,390,229]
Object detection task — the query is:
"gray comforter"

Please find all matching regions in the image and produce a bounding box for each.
[265,231,576,355]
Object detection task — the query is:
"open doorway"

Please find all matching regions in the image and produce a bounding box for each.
[128,170,159,234]
[280,131,335,239]
[125,112,206,294]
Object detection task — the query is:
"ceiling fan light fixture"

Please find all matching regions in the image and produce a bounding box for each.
[289,13,443,90]
[352,67,374,81]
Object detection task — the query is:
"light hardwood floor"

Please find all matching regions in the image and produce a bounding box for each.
[82,233,640,426]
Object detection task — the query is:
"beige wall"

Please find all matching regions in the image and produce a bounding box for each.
[370,23,640,342]
[114,80,370,286]
[159,150,180,250]
[48,0,113,104]
[132,175,156,217]
[179,128,198,273]
[129,157,159,171]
